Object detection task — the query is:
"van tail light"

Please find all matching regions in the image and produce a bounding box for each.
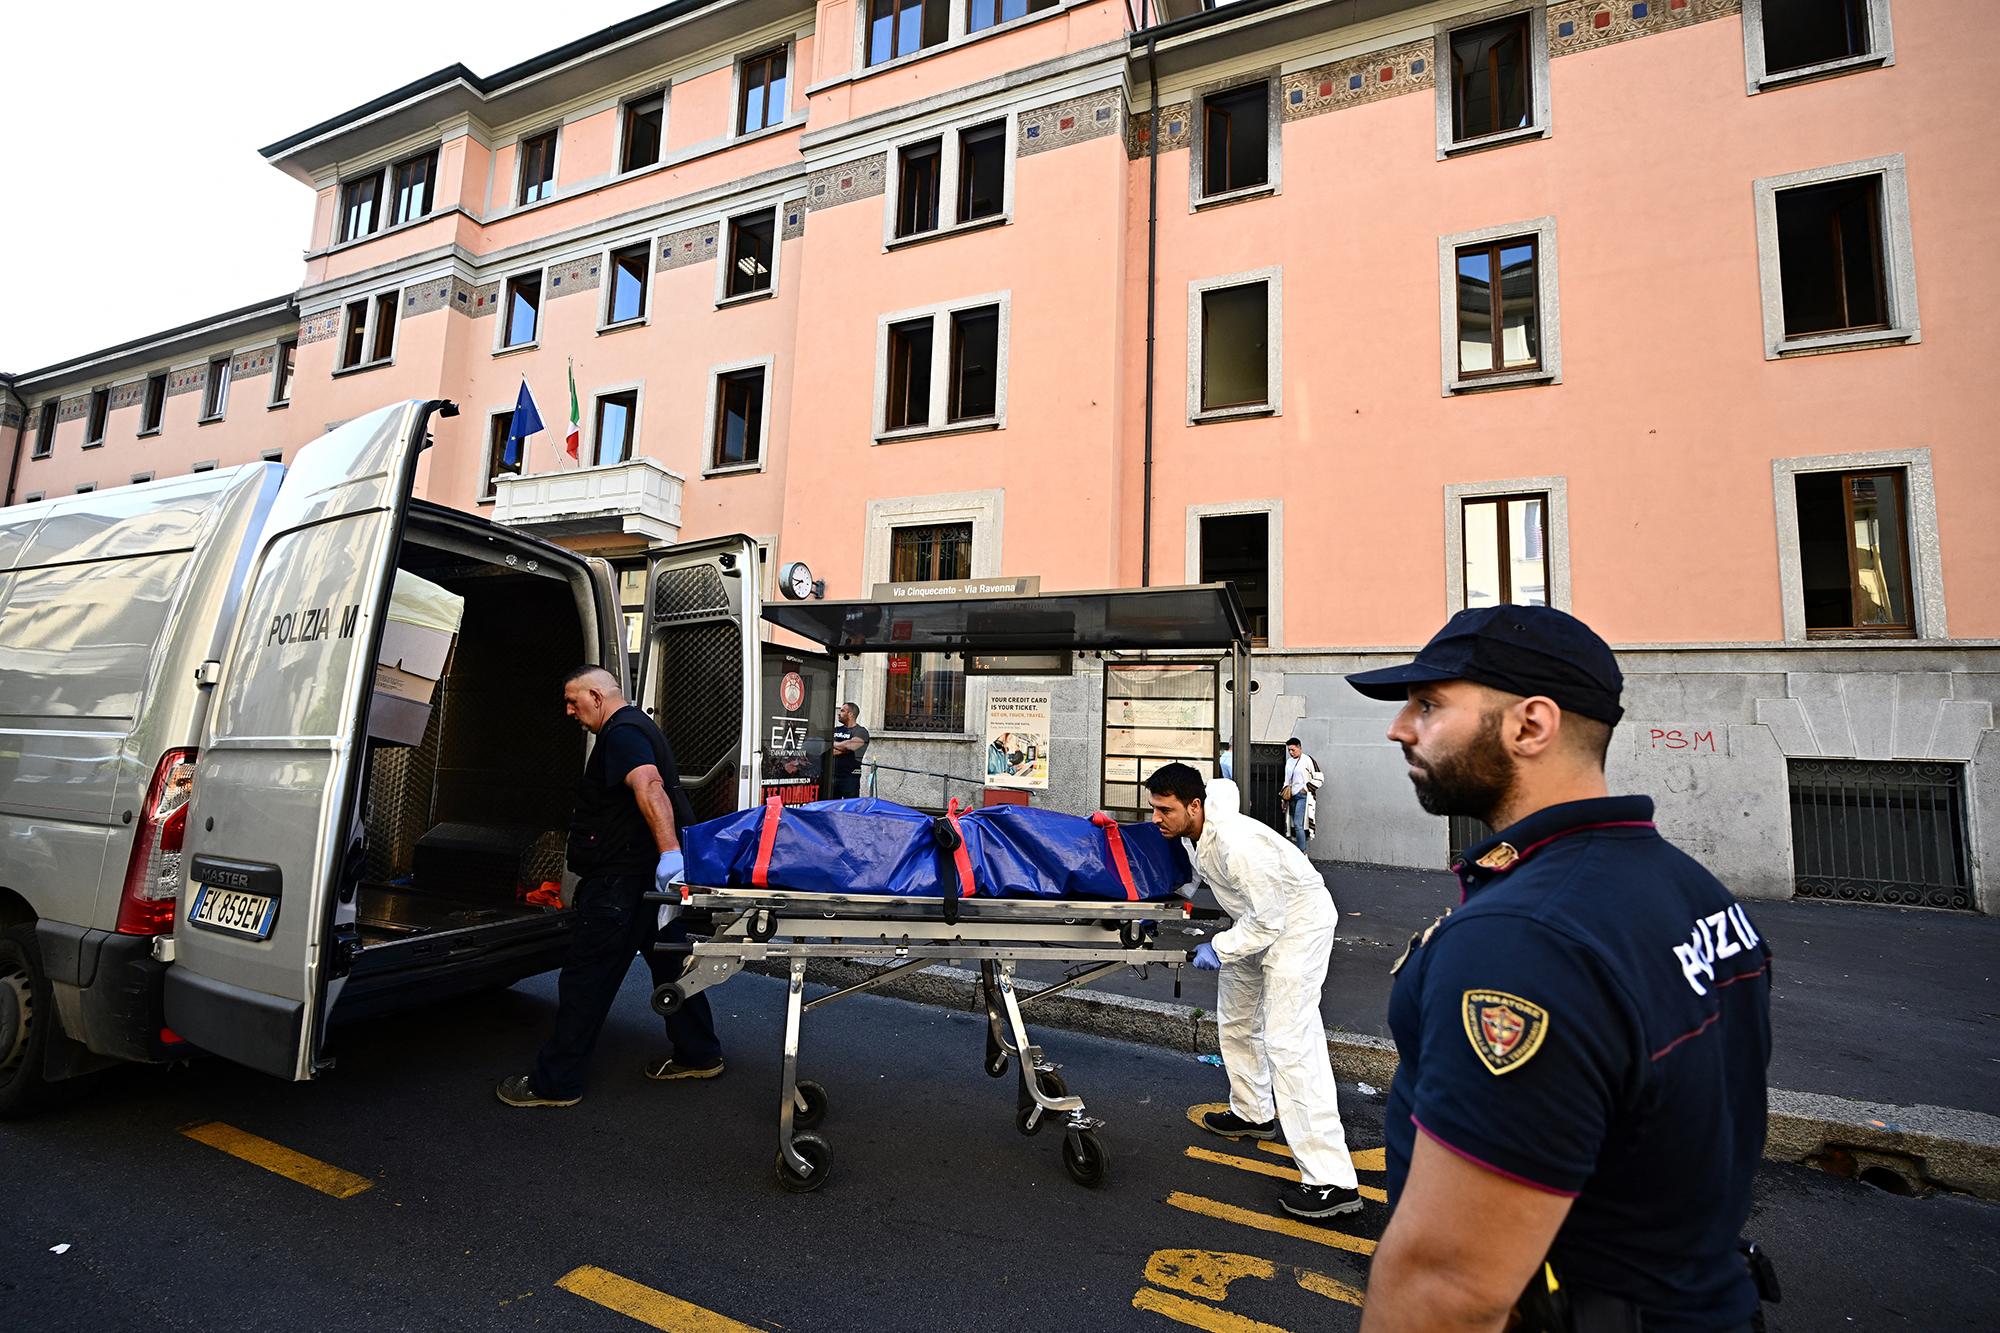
[117,749,198,936]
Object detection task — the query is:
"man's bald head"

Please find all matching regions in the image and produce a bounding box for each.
[562,664,627,733]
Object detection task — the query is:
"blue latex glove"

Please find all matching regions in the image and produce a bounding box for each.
[1192,942,1220,971]
[655,849,685,894]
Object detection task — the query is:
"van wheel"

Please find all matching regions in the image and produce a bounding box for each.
[0,925,58,1120]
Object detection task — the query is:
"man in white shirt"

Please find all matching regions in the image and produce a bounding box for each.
[1281,737,1322,856]
[1147,762,1361,1220]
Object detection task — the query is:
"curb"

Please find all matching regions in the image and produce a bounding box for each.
[744,957,2000,1200]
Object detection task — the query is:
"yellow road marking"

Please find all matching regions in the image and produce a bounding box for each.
[1133,1286,1294,1333]
[1193,1146,1387,1202]
[1144,1250,1277,1302]
[180,1122,373,1199]
[1186,1102,1234,1133]
[1167,1192,1377,1256]
[1255,1142,1386,1173]
[556,1266,763,1332]
[1297,1269,1366,1307]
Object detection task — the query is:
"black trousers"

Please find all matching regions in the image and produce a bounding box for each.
[531,873,720,1099]
[830,773,861,799]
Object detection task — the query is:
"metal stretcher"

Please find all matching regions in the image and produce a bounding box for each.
[645,885,1214,1194]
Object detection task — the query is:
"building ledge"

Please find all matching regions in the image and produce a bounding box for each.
[492,455,684,541]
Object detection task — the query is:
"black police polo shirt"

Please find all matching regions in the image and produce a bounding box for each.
[1384,796,1772,1332]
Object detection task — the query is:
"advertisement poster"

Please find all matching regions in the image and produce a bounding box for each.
[985,693,1052,790]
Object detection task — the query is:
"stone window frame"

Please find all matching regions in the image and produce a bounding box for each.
[337,289,405,374]
[492,267,548,355]
[873,288,1012,444]
[269,340,297,409]
[702,353,777,477]
[1443,475,1572,618]
[857,487,1005,741]
[1187,69,1285,212]
[614,85,671,175]
[1186,265,1284,425]
[30,402,56,460]
[513,124,564,209]
[82,388,110,448]
[1752,153,1920,361]
[1437,215,1562,396]
[199,356,232,424]
[598,236,659,332]
[1742,0,1895,95]
[73,483,96,495]
[21,491,43,504]
[1434,1,1553,161]
[731,37,801,143]
[129,472,155,486]
[1771,446,1945,642]
[880,109,1019,251]
[712,197,789,308]
[584,378,648,469]
[259,449,284,463]
[478,402,522,505]
[846,0,1078,87]
[1185,498,1285,649]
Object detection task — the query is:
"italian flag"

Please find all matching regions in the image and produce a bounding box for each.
[564,361,581,461]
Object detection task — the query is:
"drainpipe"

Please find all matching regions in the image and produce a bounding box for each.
[1141,34,1161,587]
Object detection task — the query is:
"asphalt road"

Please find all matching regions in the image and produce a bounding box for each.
[4,967,1996,1332]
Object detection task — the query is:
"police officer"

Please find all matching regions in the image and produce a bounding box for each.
[497,665,723,1106]
[1345,607,1773,1333]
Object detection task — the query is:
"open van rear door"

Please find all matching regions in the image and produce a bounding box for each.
[168,401,444,1080]
[638,535,761,823]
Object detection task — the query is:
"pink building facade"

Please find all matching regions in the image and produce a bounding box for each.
[7,0,1997,910]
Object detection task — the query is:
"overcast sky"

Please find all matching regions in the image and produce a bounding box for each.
[0,3,650,374]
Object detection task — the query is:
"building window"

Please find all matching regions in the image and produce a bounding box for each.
[725,211,775,297]
[968,0,1054,33]
[342,299,370,368]
[74,483,96,494]
[85,389,109,445]
[959,121,1006,222]
[1200,282,1269,411]
[504,273,541,347]
[1794,469,1913,638]
[739,47,788,135]
[1744,0,1892,92]
[886,319,933,430]
[202,358,231,420]
[594,390,639,466]
[271,340,296,404]
[483,411,519,500]
[712,367,766,470]
[191,460,217,473]
[141,373,167,433]
[877,296,1008,437]
[22,492,43,503]
[1789,759,1969,911]
[517,129,558,205]
[340,172,382,242]
[31,403,55,458]
[371,292,398,362]
[606,243,650,325]
[1201,83,1270,198]
[897,139,942,237]
[1450,16,1531,141]
[130,472,155,485]
[1199,512,1270,644]
[949,307,999,421]
[885,522,970,732]
[260,449,284,462]
[623,94,664,171]
[391,150,438,226]
[1754,156,1917,358]
[1461,494,1549,608]
[1456,237,1540,377]
[869,0,947,66]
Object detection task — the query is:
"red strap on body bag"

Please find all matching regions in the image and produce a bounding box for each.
[944,798,977,897]
[751,795,784,887]
[1091,812,1141,901]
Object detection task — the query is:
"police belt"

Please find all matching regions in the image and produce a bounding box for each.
[1509,1242,1779,1333]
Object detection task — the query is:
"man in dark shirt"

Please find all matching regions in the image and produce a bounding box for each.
[830,701,868,799]
[497,665,722,1106]
[1345,607,1773,1333]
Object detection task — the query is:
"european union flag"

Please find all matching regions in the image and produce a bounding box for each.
[504,379,546,465]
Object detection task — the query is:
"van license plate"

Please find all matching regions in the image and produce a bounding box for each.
[188,885,277,940]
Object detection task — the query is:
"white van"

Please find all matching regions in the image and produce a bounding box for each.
[0,401,778,1112]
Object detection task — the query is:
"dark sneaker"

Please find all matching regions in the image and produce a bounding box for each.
[1280,1182,1364,1219]
[1201,1109,1279,1140]
[645,1058,724,1081]
[495,1074,579,1107]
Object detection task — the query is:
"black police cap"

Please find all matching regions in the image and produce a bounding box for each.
[1344,605,1625,725]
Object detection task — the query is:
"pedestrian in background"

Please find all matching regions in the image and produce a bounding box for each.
[1346,607,1775,1333]
[1280,737,1321,856]
[1147,764,1362,1221]
[1219,741,1233,780]
[830,701,869,799]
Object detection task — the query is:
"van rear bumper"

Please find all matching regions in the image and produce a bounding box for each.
[36,923,194,1065]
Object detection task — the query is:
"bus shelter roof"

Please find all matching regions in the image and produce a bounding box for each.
[760,583,1252,654]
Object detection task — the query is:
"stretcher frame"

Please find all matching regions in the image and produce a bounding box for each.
[646,885,1205,1193]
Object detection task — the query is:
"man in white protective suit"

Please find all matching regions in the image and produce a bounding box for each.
[1145,762,1363,1220]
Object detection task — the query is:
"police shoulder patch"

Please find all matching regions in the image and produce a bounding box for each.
[1460,990,1549,1075]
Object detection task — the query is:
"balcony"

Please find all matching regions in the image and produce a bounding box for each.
[492,457,684,542]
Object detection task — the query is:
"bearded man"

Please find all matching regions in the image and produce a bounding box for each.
[1344,607,1776,1333]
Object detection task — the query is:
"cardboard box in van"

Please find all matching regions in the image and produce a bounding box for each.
[369,571,464,746]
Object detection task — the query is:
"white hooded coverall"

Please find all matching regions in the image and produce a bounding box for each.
[1188,778,1357,1190]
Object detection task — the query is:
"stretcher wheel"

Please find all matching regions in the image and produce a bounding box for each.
[1015,1071,1068,1137]
[748,910,779,943]
[650,983,684,1017]
[775,1132,831,1194]
[1062,1129,1110,1188]
[793,1079,828,1130]
[985,1053,1010,1079]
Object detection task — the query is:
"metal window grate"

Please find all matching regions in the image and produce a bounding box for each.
[1245,743,1287,837]
[1789,759,1971,911]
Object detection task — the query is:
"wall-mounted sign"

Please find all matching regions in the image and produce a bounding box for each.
[986,692,1052,790]
[870,575,1041,602]
[967,651,1072,676]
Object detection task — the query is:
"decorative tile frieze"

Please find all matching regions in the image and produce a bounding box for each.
[299,308,343,345]
[1283,38,1435,122]
[658,223,719,271]
[109,383,147,411]
[1018,88,1124,159]
[1125,101,1191,160]
[231,346,278,380]
[406,281,455,318]
[55,396,89,422]
[1549,0,1739,56]
[548,258,602,299]
[1,406,21,430]
[165,368,207,398]
[805,155,887,211]
[781,198,807,241]
[466,281,503,318]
